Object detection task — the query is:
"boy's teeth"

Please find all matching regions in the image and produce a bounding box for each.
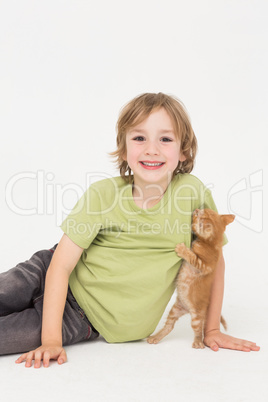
[141,162,163,166]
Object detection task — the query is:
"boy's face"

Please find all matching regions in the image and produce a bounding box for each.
[124,107,186,191]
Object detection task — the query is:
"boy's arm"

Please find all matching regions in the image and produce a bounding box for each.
[15,234,84,368]
[204,252,260,352]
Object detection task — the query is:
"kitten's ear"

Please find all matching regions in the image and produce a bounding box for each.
[221,214,235,226]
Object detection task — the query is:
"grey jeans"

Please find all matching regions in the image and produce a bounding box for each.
[0,245,98,355]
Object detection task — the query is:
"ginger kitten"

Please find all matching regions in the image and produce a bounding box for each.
[148,208,235,348]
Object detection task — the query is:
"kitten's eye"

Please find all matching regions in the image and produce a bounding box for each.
[133,136,145,141]
[203,220,213,229]
[160,137,173,142]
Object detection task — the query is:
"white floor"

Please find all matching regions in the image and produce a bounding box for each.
[1,210,267,402]
[1,192,267,402]
[1,295,267,402]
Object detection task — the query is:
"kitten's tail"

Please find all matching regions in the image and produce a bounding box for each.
[220,316,227,331]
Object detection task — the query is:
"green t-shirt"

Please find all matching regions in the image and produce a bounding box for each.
[61,173,226,343]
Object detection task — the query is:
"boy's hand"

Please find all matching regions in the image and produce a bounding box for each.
[15,344,67,368]
[204,329,260,352]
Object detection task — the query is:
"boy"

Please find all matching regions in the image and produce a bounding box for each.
[0,93,259,368]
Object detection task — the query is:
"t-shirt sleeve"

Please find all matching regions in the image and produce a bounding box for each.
[199,187,228,246]
[60,186,103,249]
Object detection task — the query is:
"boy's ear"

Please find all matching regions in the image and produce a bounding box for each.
[179,153,186,162]
[122,153,127,161]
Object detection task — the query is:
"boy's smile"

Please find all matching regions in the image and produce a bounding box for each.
[139,161,165,170]
[124,107,186,196]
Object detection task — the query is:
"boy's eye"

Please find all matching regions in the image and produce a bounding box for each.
[161,137,173,142]
[133,136,145,141]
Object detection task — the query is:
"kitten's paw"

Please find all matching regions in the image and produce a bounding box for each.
[175,243,187,257]
[147,336,160,344]
[192,340,205,349]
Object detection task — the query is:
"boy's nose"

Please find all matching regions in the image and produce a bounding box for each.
[145,141,160,155]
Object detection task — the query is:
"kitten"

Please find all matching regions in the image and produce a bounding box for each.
[147,208,235,349]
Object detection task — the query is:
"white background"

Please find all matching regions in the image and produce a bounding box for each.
[0,1,267,401]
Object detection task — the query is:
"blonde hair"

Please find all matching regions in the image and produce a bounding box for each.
[110,92,198,182]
